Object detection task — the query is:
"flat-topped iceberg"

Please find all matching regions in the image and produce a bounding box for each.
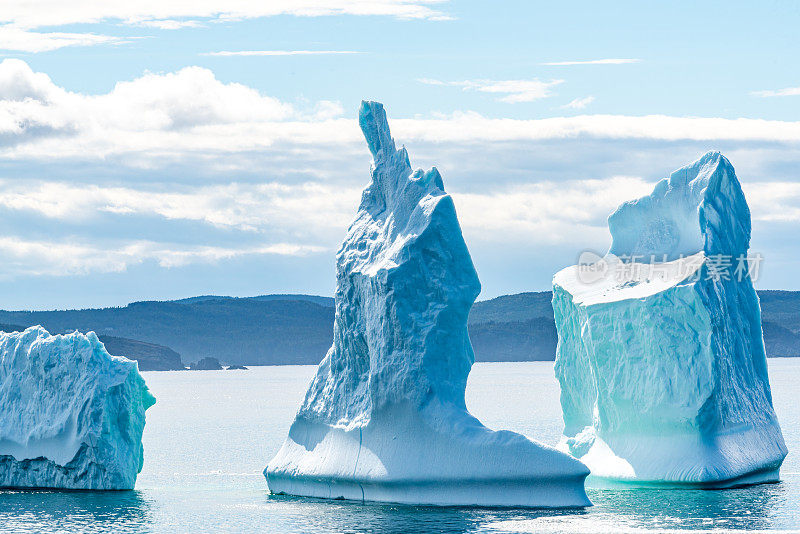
[553,151,787,487]
[0,326,155,490]
[265,101,590,507]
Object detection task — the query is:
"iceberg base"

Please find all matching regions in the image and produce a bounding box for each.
[266,404,591,508]
[267,474,591,508]
[560,423,786,489]
[585,467,780,490]
[0,444,135,491]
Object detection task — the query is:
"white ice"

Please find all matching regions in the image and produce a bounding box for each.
[0,326,155,490]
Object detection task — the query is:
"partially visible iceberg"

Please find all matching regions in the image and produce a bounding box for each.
[0,326,155,490]
[265,101,591,507]
[553,152,787,487]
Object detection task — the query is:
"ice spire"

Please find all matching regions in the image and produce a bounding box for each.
[266,101,591,507]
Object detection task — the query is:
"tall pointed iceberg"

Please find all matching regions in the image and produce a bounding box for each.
[553,152,787,487]
[0,326,155,490]
[265,101,590,507]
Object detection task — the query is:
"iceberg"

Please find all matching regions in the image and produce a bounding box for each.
[265,101,591,507]
[0,326,155,490]
[553,151,787,487]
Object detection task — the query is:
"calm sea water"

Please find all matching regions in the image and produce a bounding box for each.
[2,360,800,533]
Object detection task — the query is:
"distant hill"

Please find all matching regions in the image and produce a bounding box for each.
[468,292,558,361]
[0,290,797,366]
[0,323,184,371]
[0,298,334,366]
[470,292,555,323]
[0,323,25,333]
[758,291,800,357]
[174,294,334,307]
[97,335,184,371]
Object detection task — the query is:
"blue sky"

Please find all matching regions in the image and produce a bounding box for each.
[1,0,799,309]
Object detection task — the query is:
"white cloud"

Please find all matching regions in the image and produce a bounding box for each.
[1,59,800,290]
[562,96,595,109]
[751,86,800,98]
[541,58,641,66]
[153,242,326,268]
[416,78,445,86]
[0,1,451,52]
[744,182,800,222]
[2,177,800,284]
[0,236,324,278]
[0,26,124,53]
[1,1,451,30]
[391,113,800,143]
[2,60,800,173]
[0,175,658,276]
[0,179,360,235]
[454,176,654,246]
[203,50,359,57]
[11,175,798,276]
[0,175,657,276]
[0,58,298,137]
[131,19,204,29]
[418,78,564,103]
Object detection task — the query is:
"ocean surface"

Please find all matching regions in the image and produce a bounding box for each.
[2,360,800,533]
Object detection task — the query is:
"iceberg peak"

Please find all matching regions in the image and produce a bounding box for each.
[608,150,750,261]
[359,100,396,160]
[357,100,436,221]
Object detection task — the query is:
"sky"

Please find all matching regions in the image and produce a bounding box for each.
[0,0,799,310]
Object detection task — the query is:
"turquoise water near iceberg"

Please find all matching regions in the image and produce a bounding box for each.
[1,360,799,533]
